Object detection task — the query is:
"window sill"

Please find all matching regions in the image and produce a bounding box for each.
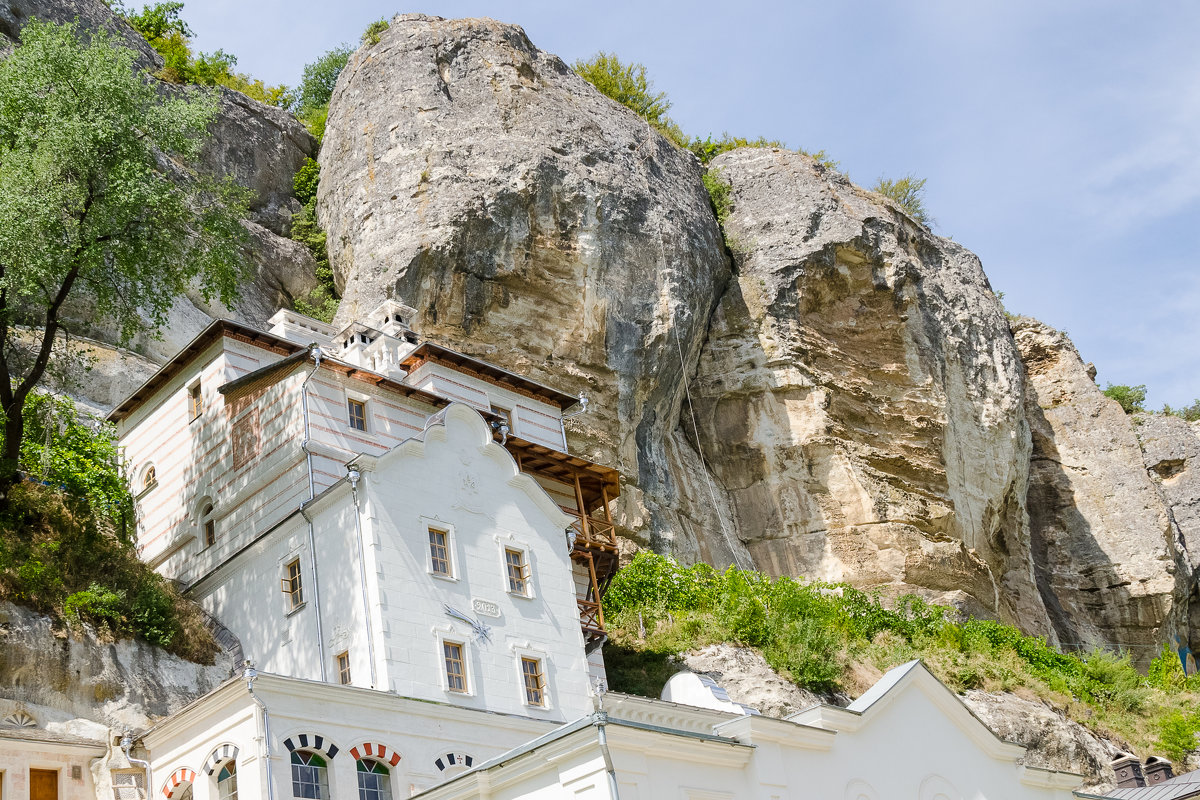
[285,601,307,617]
[507,590,534,600]
[430,572,459,583]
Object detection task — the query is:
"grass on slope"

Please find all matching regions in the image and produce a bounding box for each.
[603,552,1200,762]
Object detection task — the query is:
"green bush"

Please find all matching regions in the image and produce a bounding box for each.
[1103,384,1147,414]
[872,174,933,227]
[702,169,733,230]
[290,195,338,322]
[574,52,674,136]
[1162,399,1200,422]
[121,2,291,104]
[63,583,125,627]
[1157,709,1200,763]
[293,158,321,205]
[294,46,351,141]
[362,18,390,47]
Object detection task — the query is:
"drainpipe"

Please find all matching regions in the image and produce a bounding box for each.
[243,662,277,800]
[347,466,379,689]
[119,733,152,799]
[559,394,589,450]
[300,345,328,682]
[594,711,622,800]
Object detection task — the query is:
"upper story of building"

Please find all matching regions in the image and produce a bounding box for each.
[110,301,620,651]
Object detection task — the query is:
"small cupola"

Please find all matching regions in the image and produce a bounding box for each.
[1113,753,1146,788]
[1144,756,1175,784]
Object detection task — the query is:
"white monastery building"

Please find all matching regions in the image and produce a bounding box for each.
[1,301,1097,799]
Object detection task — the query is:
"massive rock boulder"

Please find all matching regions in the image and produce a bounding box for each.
[318,14,730,540]
[1012,318,1192,656]
[681,148,1049,629]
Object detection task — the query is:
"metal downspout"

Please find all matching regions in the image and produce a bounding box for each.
[347,467,379,688]
[244,662,277,800]
[594,711,621,800]
[119,733,152,798]
[300,345,328,682]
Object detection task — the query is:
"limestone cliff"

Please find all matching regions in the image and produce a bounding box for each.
[682,148,1047,629]
[1012,318,1193,655]
[318,14,730,544]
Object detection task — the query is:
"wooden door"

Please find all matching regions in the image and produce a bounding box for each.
[30,769,57,800]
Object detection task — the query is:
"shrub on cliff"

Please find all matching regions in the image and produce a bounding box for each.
[0,394,216,661]
[1103,384,1147,414]
[573,52,686,146]
[295,45,352,141]
[872,174,933,227]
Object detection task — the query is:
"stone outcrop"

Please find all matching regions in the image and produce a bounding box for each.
[682,148,1048,629]
[318,13,730,542]
[961,689,1125,792]
[0,602,235,732]
[0,0,159,66]
[1012,318,1191,655]
[681,644,829,717]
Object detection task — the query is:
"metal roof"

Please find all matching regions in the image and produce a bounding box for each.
[1101,775,1200,800]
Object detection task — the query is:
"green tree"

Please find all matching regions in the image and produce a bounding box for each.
[1103,384,1147,414]
[0,20,249,494]
[294,45,351,141]
[872,174,933,227]
[573,52,684,145]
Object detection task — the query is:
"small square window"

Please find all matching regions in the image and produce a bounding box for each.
[348,398,367,431]
[490,404,512,429]
[521,657,545,706]
[444,641,466,693]
[429,528,450,576]
[505,548,528,595]
[282,558,304,610]
[189,381,203,420]
[337,651,351,685]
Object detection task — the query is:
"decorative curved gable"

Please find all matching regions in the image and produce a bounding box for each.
[372,402,573,530]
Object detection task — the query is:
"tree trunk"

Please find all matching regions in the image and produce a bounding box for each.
[0,398,24,499]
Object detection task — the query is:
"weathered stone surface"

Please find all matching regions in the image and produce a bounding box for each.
[0,0,159,66]
[681,147,1049,631]
[961,689,1124,792]
[0,602,235,732]
[319,14,730,543]
[1012,318,1190,657]
[681,644,828,717]
[202,88,318,236]
[1140,414,1200,570]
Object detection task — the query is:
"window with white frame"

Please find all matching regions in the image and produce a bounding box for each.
[282,558,304,611]
[189,380,203,421]
[520,656,546,706]
[290,751,330,799]
[348,398,367,431]
[505,547,529,596]
[356,759,392,800]
[200,500,216,548]
[443,640,467,693]
[428,527,452,577]
[216,761,238,800]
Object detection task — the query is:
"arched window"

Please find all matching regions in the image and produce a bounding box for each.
[291,750,330,799]
[216,762,238,800]
[357,759,391,800]
[141,465,157,492]
[200,501,216,548]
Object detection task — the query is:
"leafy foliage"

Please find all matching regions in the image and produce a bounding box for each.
[0,481,216,659]
[294,45,351,142]
[1103,384,1147,414]
[574,52,675,135]
[16,393,132,530]
[701,170,733,230]
[119,2,290,105]
[605,552,1200,758]
[362,18,391,47]
[872,174,933,227]
[1162,399,1200,422]
[0,19,250,484]
[293,158,322,206]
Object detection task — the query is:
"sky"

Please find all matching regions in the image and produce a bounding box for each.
[182,1,1200,408]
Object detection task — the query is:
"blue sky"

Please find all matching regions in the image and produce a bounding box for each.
[183,1,1200,407]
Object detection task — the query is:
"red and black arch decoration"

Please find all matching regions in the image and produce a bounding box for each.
[349,742,401,768]
[160,768,196,797]
[434,752,474,772]
[283,732,339,759]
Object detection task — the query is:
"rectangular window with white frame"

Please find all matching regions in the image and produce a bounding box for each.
[505,547,529,596]
[521,656,545,706]
[282,557,304,612]
[428,526,453,578]
[347,397,367,431]
[443,640,467,693]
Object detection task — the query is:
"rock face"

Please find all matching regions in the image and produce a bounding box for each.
[682,148,1048,628]
[1012,318,1192,655]
[1140,414,1200,572]
[961,689,1124,792]
[681,644,828,717]
[319,14,730,542]
[0,602,235,732]
[0,0,321,407]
